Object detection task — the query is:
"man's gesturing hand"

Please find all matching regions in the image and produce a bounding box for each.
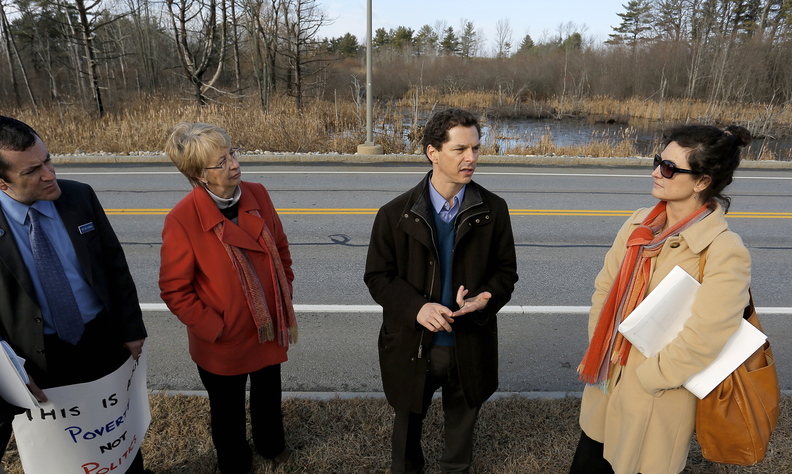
[417,303,455,332]
[452,286,491,317]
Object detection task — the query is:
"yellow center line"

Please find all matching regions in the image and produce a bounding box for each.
[104,208,792,218]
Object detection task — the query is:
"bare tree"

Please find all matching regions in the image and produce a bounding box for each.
[166,0,228,105]
[494,18,512,58]
[279,0,327,110]
[229,0,242,95]
[125,0,161,91]
[1,0,37,109]
[68,0,123,116]
[245,0,281,111]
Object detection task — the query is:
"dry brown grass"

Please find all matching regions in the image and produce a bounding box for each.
[5,93,792,159]
[396,87,502,110]
[3,95,411,156]
[3,394,791,473]
[559,96,792,127]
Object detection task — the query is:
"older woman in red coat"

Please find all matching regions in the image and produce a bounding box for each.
[159,122,296,474]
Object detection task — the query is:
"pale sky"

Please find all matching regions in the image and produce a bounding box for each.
[318,0,629,53]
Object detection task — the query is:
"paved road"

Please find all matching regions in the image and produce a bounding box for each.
[52,162,792,393]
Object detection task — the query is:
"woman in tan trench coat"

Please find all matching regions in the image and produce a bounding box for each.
[569,124,753,474]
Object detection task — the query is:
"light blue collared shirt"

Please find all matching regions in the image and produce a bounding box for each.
[0,191,103,334]
[428,181,466,224]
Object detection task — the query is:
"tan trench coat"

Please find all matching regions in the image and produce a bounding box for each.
[579,205,751,474]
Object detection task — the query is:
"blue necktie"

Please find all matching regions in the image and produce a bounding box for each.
[27,207,85,345]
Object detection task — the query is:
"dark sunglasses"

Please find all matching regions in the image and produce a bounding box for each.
[653,154,696,179]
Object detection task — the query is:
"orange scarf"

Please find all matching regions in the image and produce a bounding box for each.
[578,201,711,388]
[214,210,298,347]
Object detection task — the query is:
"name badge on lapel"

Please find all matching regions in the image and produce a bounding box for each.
[78,222,95,234]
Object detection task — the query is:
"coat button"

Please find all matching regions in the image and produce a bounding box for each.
[37,349,45,354]
[34,317,42,323]
[429,261,434,265]
[475,219,481,224]
[670,242,680,248]
[415,218,420,223]
[485,215,490,220]
[404,214,409,218]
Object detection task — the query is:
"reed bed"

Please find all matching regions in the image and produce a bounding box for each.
[396,87,502,110]
[4,95,410,155]
[3,394,791,473]
[553,96,791,131]
[5,93,792,159]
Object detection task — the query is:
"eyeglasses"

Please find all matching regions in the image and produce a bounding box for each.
[205,147,241,170]
[653,154,696,179]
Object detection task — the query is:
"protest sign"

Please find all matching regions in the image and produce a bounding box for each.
[12,349,150,474]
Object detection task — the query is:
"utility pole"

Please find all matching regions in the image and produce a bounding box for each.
[357,0,383,155]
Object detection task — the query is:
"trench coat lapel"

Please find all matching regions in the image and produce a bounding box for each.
[195,186,264,252]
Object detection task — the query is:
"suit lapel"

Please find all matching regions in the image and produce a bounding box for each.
[0,207,38,299]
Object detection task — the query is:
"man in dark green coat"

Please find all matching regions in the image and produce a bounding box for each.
[365,108,518,473]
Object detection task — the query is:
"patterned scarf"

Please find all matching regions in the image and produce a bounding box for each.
[213,210,298,347]
[577,201,711,388]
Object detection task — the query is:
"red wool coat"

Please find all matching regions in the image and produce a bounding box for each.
[159,181,294,376]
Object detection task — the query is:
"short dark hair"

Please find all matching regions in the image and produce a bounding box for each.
[662,124,752,213]
[0,116,41,180]
[421,108,481,163]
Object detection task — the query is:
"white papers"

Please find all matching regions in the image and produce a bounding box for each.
[618,265,767,399]
[684,319,766,398]
[618,265,700,358]
[0,342,40,409]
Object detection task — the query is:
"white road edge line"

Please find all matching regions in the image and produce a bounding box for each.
[140,303,792,315]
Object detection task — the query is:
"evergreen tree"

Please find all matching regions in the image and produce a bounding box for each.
[459,20,478,58]
[562,32,582,50]
[440,26,459,55]
[415,24,438,55]
[373,27,391,49]
[391,26,414,49]
[329,33,359,57]
[516,34,534,54]
[653,0,689,42]
[608,0,654,45]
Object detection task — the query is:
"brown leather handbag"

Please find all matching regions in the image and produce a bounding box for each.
[694,294,781,465]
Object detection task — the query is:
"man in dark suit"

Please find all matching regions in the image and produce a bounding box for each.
[0,116,150,473]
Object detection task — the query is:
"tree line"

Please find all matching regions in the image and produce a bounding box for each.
[2,0,792,131]
[1,0,331,115]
